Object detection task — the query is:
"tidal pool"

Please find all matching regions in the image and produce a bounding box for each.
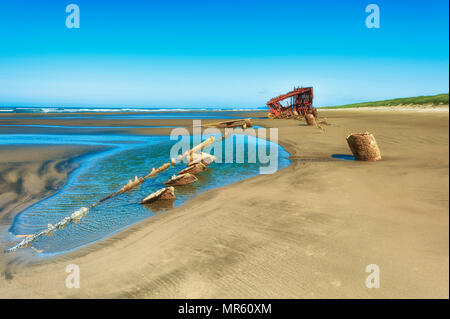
[5,132,289,256]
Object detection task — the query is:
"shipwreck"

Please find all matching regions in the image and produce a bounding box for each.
[266,87,317,119]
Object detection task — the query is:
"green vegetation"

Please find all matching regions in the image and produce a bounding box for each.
[321,93,449,109]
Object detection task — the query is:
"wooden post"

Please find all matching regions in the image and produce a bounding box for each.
[346,132,381,161]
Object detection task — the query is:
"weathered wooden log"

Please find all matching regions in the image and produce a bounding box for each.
[120,175,143,192]
[188,152,217,166]
[203,119,252,129]
[346,132,381,161]
[164,173,198,186]
[5,206,89,252]
[178,162,207,175]
[242,119,252,129]
[140,187,176,204]
[97,162,173,205]
[305,113,317,126]
[178,136,215,164]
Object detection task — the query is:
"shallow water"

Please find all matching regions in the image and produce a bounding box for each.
[4,132,289,256]
[331,154,355,161]
[0,110,266,120]
[0,124,181,128]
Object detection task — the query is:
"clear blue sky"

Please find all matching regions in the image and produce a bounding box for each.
[0,0,448,108]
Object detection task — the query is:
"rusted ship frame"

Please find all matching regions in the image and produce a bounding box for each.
[266,87,314,118]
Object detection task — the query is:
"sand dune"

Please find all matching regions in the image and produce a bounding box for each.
[321,105,449,112]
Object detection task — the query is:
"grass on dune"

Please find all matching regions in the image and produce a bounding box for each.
[320,93,449,109]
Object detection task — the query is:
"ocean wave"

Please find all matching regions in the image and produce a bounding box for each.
[0,107,266,114]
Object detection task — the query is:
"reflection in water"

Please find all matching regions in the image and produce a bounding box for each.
[142,199,175,213]
[331,154,355,161]
[7,133,289,256]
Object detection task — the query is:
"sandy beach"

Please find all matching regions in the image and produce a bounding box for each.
[0,108,448,298]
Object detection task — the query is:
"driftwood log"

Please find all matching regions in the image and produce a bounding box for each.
[203,118,252,129]
[178,136,215,164]
[140,187,176,204]
[346,132,381,161]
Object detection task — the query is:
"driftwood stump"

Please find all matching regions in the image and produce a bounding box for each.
[164,173,198,186]
[305,113,317,126]
[188,152,217,166]
[243,118,252,129]
[346,132,381,161]
[178,162,207,175]
[140,187,176,204]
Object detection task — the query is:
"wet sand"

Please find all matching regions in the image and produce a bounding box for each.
[0,145,106,225]
[0,109,448,298]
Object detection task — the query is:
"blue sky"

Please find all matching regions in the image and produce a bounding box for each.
[0,0,448,108]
